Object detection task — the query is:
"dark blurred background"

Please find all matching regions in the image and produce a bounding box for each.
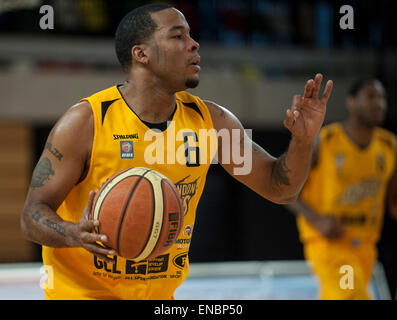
[0,0,396,297]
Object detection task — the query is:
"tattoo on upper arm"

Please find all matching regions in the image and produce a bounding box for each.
[31,210,66,236]
[45,142,63,161]
[271,153,291,189]
[32,210,43,222]
[30,157,55,188]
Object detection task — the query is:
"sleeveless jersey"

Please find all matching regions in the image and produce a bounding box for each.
[297,122,396,244]
[42,85,217,299]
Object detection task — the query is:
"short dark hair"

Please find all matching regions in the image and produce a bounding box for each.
[115,3,173,72]
[348,78,379,97]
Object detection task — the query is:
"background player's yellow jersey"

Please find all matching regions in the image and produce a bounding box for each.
[42,85,217,299]
[297,122,396,244]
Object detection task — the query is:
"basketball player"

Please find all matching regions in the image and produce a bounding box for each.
[287,79,397,299]
[21,4,333,299]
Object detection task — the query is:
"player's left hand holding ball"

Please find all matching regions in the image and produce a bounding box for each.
[70,190,117,264]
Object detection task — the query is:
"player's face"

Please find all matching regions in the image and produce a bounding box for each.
[147,8,200,91]
[352,81,387,127]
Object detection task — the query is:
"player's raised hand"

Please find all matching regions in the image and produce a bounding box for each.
[284,73,333,144]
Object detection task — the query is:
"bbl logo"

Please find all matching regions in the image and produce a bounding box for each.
[183,225,193,237]
[120,141,134,159]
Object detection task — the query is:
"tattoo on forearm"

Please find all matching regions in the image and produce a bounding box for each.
[271,153,291,188]
[30,157,55,188]
[45,142,63,161]
[42,219,66,236]
[31,210,66,236]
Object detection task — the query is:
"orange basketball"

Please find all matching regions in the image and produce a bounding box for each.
[90,167,184,261]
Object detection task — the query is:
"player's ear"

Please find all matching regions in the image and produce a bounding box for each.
[131,45,149,65]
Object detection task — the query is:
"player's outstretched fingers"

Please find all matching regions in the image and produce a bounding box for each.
[284,109,295,130]
[303,79,314,98]
[311,73,323,100]
[291,94,302,111]
[321,80,334,105]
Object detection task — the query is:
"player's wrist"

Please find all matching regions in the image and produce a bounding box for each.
[290,135,314,148]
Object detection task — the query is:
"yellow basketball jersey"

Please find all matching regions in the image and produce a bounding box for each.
[297,122,396,244]
[42,85,217,299]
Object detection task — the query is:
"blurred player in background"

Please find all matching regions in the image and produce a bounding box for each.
[20,4,333,299]
[287,79,397,299]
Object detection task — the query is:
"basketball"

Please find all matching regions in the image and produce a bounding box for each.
[90,167,184,261]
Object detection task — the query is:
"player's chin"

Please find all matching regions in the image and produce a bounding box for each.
[367,113,385,127]
[185,75,200,89]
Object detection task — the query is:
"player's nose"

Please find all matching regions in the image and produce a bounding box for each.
[189,36,199,52]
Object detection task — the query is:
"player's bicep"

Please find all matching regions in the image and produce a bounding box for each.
[25,102,92,211]
[205,100,276,195]
[206,100,252,171]
[28,147,82,210]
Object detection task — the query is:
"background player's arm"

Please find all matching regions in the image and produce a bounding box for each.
[20,102,115,262]
[206,73,333,204]
[387,136,397,220]
[285,138,345,238]
[287,198,345,239]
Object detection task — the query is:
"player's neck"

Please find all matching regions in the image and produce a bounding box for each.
[119,77,177,124]
[342,119,374,149]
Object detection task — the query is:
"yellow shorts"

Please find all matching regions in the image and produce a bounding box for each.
[304,239,377,300]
